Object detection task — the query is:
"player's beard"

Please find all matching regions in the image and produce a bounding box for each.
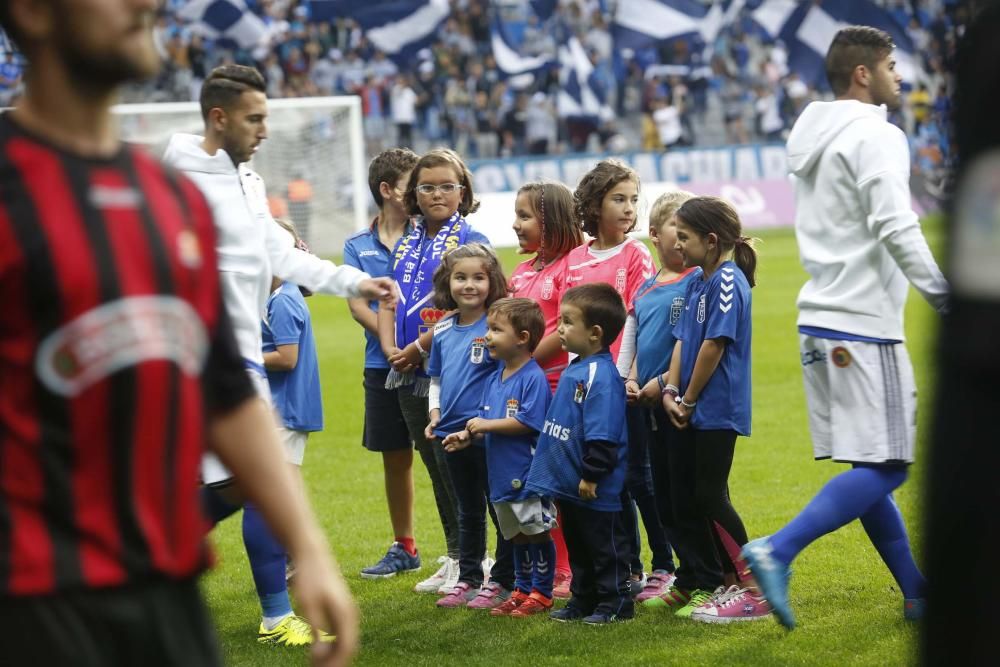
[54,8,161,92]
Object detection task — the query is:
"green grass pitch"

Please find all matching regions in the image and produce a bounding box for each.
[202,223,939,666]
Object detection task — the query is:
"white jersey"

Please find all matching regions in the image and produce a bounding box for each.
[787,100,948,340]
[163,133,369,366]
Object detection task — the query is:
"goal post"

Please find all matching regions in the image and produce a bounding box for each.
[113,95,367,258]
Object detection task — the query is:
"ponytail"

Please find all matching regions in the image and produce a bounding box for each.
[676,197,760,288]
[733,236,759,288]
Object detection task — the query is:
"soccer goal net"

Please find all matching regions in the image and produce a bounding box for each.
[114,96,366,258]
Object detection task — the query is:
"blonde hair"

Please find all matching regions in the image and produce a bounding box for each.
[649,190,696,231]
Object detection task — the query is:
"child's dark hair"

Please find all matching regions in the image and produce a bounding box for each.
[516,181,583,264]
[573,159,640,237]
[200,65,266,121]
[561,284,627,347]
[675,196,758,287]
[825,26,895,96]
[404,148,481,218]
[432,243,507,310]
[368,148,419,209]
[488,298,545,353]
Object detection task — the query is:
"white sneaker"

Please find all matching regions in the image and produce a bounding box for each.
[414,556,456,594]
[481,556,495,582]
[436,557,461,594]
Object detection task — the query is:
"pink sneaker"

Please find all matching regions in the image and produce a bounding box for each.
[552,570,572,599]
[436,582,476,608]
[635,569,676,603]
[690,587,773,623]
[466,582,511,610]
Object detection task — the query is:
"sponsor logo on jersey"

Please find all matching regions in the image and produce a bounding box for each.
[89,185,142,210]
[506,398,519,418]
[36,296,209,397]
[358,249,381,257]
[831,346,852,368]
[801,349,827,366]
[542,418,571,441]
[669,296,684,325]
[697,294,706,323]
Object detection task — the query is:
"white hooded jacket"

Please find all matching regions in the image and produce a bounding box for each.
[163,133,369,365]
[788,100,947,340]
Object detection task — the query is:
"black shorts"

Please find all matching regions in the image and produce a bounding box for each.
[362,367,413,453]
[0,577,220,667]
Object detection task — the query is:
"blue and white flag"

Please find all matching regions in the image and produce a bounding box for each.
[178,0,269,50]
[308,0,449,63]
[613,0,745,53]
[557,36,612,120]
[748,0,921,87]
[490,13,554,77]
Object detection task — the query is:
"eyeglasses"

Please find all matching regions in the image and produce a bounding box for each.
[414,183,465,195]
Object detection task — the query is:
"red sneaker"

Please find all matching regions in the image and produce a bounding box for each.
[490,589,528,616]
[509,591,553,617]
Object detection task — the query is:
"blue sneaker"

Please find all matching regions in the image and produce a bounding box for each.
[360,542,421,579]
[904,598,926,621]
[741,536,795,629]
[583,603,635,625]
[549,603,591,623]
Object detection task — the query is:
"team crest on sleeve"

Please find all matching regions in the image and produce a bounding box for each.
[697,294,706,323]
[574,381,585,403]
[719,267,735,313]
[506,398,519,418]
[615,268,626,294]
[670,296,684,325]
[470,337,486,364]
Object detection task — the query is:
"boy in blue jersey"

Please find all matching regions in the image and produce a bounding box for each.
[443,298,555,616]
[344,148,430,579]
[525,284,633,624]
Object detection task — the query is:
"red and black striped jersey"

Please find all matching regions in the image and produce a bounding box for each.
[0,113,255,596]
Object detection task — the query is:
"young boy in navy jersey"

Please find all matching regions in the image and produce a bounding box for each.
[525,284,633,624]
[443,298,555,616]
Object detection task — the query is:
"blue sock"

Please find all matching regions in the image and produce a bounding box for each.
[242,503,292,622]
[200,486,241,526]
[770,465,907,566]
[513,543,532,595]
[860,494,927,599]
[530,540,556,599]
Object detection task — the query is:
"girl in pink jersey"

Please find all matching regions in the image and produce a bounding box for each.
[508,181,584,392]
[507,181,584,598]
[565,159,654,375]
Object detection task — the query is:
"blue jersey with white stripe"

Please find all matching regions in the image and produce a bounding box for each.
[675,261,752,435]
[634,267,701,384]
[480,359,551,503]
[427,313,496,438]
[343,222,398,369]
[525,350,628,511]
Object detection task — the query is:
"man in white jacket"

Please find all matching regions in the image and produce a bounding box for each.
[163,64,394,647]
[742,26,948,630]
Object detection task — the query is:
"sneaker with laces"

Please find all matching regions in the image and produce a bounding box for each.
[636,570,675,603]
[491,590,529,616]
[436,558,461,594]
[360,542,421,579]
[741,536,795,629]
[583,603,635,625]
[552,571,572,599]
[691,587,773,623]
[509,591,553,617]
[414,556,455,594]
[467,582,511,610]
[436,582,477,608]
[675,589,715,618]
[257,615,334,646]
[550,603,591,623]
[642,584,691,609]
[904,597,925,621]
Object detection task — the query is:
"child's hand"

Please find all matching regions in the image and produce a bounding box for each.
[639,378,661,406]
[442,430,472,452]
[578,479,598,501]
[465,417,489,437]
[624,378,641,405]
[397,343,423,369]
[424,411,440,440]
[387,347,415,373]
[664,397,689,430]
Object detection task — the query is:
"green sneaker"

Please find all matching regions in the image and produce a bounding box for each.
[675,589,714,618]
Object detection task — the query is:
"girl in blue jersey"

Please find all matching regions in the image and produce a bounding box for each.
[659,196,772,623]
[425,243,516,608]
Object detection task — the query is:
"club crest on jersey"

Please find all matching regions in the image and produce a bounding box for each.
[176,229,202,269]
[36,296,209,397]
[470,337,486,364]
[697,294,707,323]
[831,346,852,368]
[506,398,519,418]
[542,276,554,300]
[615,268,627,294]
[574,381,585,403]
[670,296,684,325]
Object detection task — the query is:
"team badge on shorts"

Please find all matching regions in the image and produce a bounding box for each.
[574,381,585,403]
[470,337,486,364]
[506,398,519,418]
[511,478,522,490]
[831,346,852,368]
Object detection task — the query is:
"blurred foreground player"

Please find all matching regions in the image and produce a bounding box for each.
[741,26,948,629]
[0,0,358,665]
